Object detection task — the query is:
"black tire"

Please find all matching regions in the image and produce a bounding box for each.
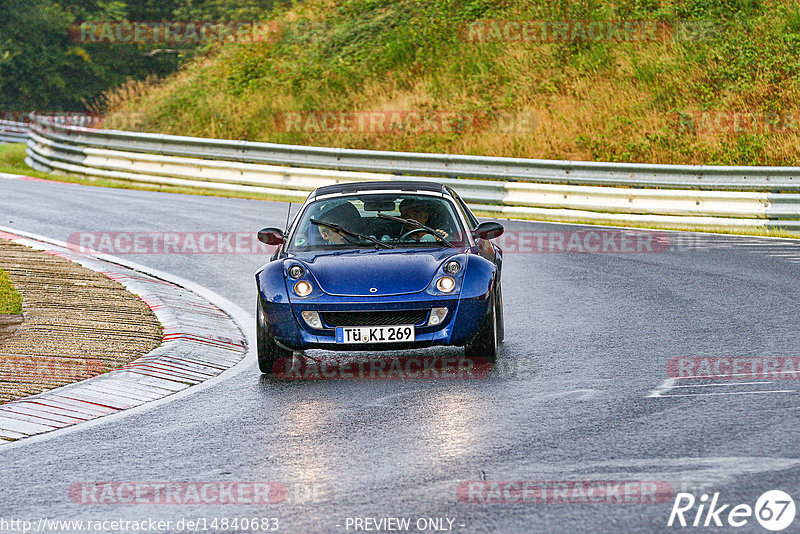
[496,282,505,344]
[465,291,498,362]
[256,299,293,374]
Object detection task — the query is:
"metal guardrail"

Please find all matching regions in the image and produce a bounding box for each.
[0,120,29,144]
[31,120,800,192]
[21,119,800,229]
[1,117,97,144]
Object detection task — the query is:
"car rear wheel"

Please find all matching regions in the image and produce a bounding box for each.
[257,299,293,374]
[465,291,498,362]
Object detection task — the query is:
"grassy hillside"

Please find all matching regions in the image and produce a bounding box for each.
[101,0,800,165]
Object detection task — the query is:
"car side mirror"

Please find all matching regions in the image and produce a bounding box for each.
[257,227,285,246]
[473,221,504,240]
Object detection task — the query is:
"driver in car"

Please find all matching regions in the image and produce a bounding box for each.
[398,198,450,241]
[316,202,360,245]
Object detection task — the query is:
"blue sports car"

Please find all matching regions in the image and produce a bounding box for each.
[255,181,504,374]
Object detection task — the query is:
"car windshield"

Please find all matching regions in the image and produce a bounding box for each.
[288,193,467,251]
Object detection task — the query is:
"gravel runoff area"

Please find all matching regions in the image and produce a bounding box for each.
[0,239,162,402]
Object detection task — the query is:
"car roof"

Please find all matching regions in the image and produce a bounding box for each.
[310,180,449,199]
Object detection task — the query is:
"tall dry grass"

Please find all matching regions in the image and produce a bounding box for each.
[95,0,800,165]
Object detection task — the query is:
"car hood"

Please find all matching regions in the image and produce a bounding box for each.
[297,248,458,296]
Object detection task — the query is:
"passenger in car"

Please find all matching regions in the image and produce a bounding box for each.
[316,202,361,245]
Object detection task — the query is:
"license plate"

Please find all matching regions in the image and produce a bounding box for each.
[335,325,415,344]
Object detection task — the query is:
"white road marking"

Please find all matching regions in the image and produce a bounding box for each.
[656,390,795,397]
[649,377,798,398]
[509,456,800,489]
[647,378,675,398]
[673,371,799,379]
[670,381,774,388]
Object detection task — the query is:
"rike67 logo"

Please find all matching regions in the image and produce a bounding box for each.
[668,490,795,531]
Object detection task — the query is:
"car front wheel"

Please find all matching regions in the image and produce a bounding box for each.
[257,299,293,374]
[464,291,498,362]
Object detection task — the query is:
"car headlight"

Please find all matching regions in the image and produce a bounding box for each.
[294,280,312,297]
[436,276,456,293]
[426,255,466,296]
[288,265,305,278]
[444,260,461,274]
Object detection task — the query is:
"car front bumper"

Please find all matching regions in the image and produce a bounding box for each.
[258,290,491,351]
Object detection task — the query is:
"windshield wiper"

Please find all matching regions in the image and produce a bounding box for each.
[377,212,454,247]
[310,218,394,249]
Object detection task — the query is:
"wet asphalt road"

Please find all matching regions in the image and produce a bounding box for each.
[0,177,799,533]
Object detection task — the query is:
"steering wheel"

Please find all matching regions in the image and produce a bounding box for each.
[400,228,431,240]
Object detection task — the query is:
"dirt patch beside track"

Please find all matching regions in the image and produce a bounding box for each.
[0,314,23,345]
[0,239,162,402]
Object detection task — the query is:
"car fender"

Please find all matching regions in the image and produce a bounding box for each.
[461,254,497,300]
[255,260,303,347]
[450,254,497,345]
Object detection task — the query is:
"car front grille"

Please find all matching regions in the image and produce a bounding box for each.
[320,310,429,327]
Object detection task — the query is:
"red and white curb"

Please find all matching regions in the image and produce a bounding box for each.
[0,229,248,442]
